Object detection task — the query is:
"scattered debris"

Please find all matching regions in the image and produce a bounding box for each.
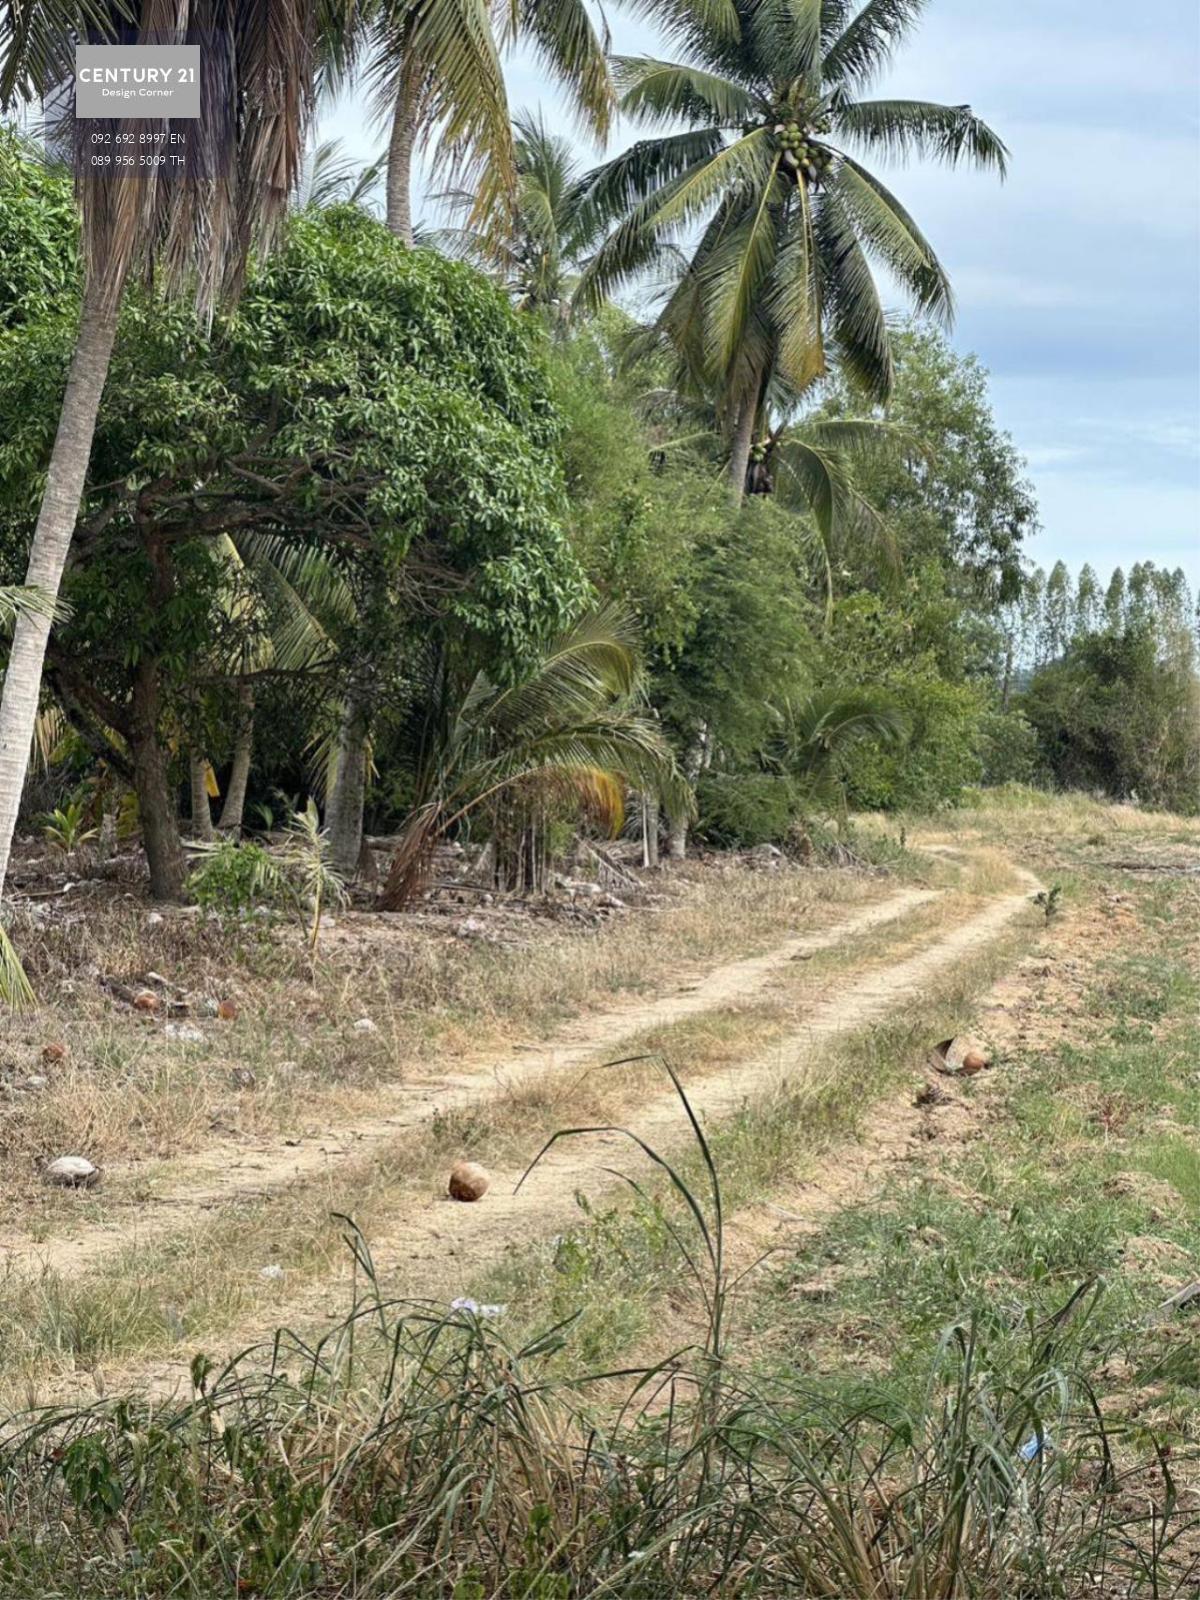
[43,1155,100,1189]
[929,1036,991,1076]
[448,1160,490,1202]
[20,1075,48,1092]
[1018,1432,1054,1462]
[259,1264,285,1282]
[450,1297,505,1318]
[915,1080,951,1108]
[164,1023,205,1044]
[1146,1280,1200,1325]
[230,1066,257,1090]
[352,1017,378,1034]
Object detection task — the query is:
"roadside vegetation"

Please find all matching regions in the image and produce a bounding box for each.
[0,0,1197,1591]
[0,802,1195,1597]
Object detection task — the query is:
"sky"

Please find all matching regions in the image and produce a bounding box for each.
[324,0,1200,586]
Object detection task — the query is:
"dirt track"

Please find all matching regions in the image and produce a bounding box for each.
[1,885,936,1281]
[85,865,1040,1398]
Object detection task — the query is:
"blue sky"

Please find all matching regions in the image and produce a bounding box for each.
[325,0,1200,587]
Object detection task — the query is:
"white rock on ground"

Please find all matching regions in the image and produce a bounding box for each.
[43,1155,99,1188]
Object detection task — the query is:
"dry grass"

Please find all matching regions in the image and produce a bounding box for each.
[0,881,956,1399]
[0,862,891,1194]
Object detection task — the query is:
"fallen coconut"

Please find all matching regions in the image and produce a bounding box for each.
[217,999,239,1021]
[448,1161,490,1202]
[43,1155,100,1189]
[929,1036,992,1076]
[133,989,159,1013]
[41,1042,68,1065]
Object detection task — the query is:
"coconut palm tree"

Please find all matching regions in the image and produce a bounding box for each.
[378,606,689,909]
[764,685,906,826]
[354,0,613,246]
[431,109,604,324]
[0,0,335,902]
[638,363,908,616]
[573,0,1007,498]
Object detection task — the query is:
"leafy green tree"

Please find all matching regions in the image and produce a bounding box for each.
[1023,625,1200,813]
[1104,567,1127,631]
[0,206,584,897]
[574,0,1006,495]
[814,585,987,809]
[1042,560,1072,661]
[817,324,1036,600]
[0,0,336,905]
[0,130,77,330]
[1074,563,1101,638]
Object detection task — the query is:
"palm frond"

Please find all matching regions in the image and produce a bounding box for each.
[517,0,614,140]
[0,583,66,628]
[838,98,1008,174]
[828,155,953,321]
[814,183,894,401]
[771,686,908,760]
[379,609,691,910]
[0,922,34,1009]
[824,0,929,89]
[614,57,758,128]
[766,174,825,394]
[747,0,823,82]
[705,174,782,381]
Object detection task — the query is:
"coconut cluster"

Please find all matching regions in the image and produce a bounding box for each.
[750,438,770,465]
[773,118,834,186]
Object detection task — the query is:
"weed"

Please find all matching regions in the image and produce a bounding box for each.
[38,799,98,855]
[0,1123,1189,1596]
[187,837,282,914]
[1034,883,1063,922]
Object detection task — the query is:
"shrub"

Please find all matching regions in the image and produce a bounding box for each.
[694,772,798,847]
[843,670,984,811]
[977,705,1041,787]
[1022,625,1200,812]
[186,839,283,916]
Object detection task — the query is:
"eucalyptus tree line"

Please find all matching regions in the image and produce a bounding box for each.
[573,0,1007,498]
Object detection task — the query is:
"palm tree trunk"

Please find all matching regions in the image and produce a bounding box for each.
[326,695,368,878]
[0,278,120,899]
[218,686,254,832]
[728,392,757,505]
[189,754,214,841]
[668,727,708,862]
[386,71,418,246]
[642,793,660,869]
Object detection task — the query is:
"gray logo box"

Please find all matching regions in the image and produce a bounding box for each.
[75,45,200,119]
